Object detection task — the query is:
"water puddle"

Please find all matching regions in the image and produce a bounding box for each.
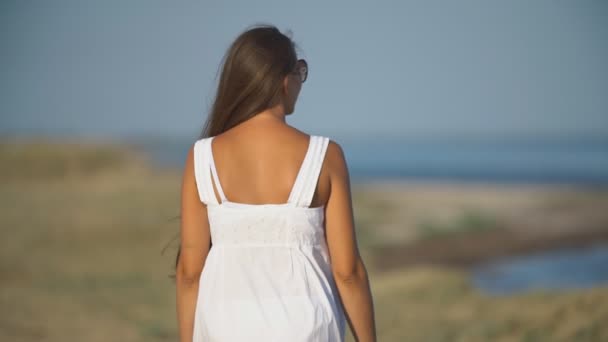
[471,244,608,295]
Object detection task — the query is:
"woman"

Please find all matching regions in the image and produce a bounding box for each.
[176,24,376,342]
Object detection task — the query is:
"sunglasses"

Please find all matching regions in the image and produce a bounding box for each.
[291,59,308,83]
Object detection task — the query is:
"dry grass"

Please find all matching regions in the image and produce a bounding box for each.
[367,267,608,342]
[1,140,607,341]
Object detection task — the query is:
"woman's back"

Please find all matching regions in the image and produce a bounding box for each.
[190,118,347,341]
[206,116,331,208]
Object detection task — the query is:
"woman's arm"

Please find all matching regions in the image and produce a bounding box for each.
[324,141,377,342]
[176,144,211,342]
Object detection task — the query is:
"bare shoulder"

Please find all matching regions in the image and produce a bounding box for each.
[184,142,196,173]
[325,139,349,180]
[185,139,203,170]
[181,142,198,193]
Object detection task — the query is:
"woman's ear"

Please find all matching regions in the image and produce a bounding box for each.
[282,75,290,96]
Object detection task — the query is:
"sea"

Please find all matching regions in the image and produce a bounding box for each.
[127,135,608,186]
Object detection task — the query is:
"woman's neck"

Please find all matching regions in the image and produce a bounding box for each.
[252,106,286,123]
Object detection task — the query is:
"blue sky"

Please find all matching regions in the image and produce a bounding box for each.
[1,0,607,141]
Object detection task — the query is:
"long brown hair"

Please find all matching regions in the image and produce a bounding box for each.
[169,24,301,275]
[202,23,299,138]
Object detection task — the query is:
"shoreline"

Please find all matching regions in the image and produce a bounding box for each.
[371,226,608,272]
[349,179,608,272]
[353,178,608,192]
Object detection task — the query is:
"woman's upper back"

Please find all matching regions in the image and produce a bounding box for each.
[183,114,358,277]
[195,119,338,209]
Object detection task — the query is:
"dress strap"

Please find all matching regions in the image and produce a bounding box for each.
[192,137,225,205]
[287,136,330,208]
[207,137,228,203]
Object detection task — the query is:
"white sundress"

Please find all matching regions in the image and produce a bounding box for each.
[191,135,346,341]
